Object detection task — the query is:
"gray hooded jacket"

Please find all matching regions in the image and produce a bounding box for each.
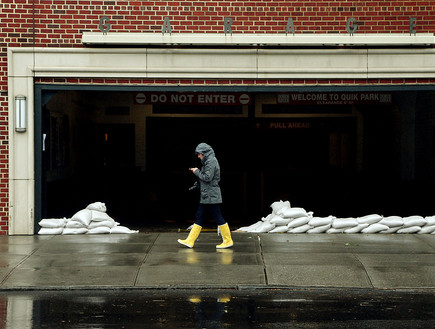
[194,143,222,204]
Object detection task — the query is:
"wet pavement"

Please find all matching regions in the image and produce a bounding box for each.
[0,232,434,290]
[0,288,434,328]
[0,232,434,328]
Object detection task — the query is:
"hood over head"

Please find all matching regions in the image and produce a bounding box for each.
[195,143,215,159]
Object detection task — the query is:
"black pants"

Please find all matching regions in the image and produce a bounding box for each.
[194,204,226,226]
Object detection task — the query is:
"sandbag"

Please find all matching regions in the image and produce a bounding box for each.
[269,225,290,233]
[110,226,139,234]
[397,226,421,234]
[379,216,403,227]
[380,227,401,234]
[403,216,426,228]
[38,227,63,235]
[38,218,66,228]
[276,206,291,217]
[344,223,369,233]
[326,228,344,234]
[282,207,308,218]
[362,223,389,234]
[425,216,435,226]
[271,200,290,214]
[71,209,92,226]
[289,224,312,233]
[65,220,87,229]
[308,216,333,227]
[86,202,107,212]
[252,222,275,233]
[91,210,115,222]
[332,218,358,229]
[87,226,111,234]
[357,214,382,224]
[418,225,435,234]
[307,224,331,233]
[62,228,88,235]
[89,220,116,229]
[237,220,263,232]
[287,216,310,228]
[270,215,291,226]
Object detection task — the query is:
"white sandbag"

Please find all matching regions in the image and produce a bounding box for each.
[89,220,116,229]
[269,225,290,233]
[307,224,331,233]
[380,227,401,234]
[65,220,87,229]
[425,216,435,226]
[344,223,369,233]
[252,222,275,233]
[362,223,389,234]
[379,216,404,227]
[276,206,291,217]
[110,226,139,234]
[38,218,66,228]
[91,210,115,222]
[418,225,435,234]
[287,216,310,228]
[87,226,111,234]
[86,202,107,212]
[332,218,358,229]
[38,227,63,235]
[282,207,308,218]
[270,215,291,226]
[289,224,312,233]
[326,228,344,234]
[357,214,382,224]
[71,209,92,226]
[397,226,421,234]
[308,216,333,227]
[403,216,426,228]
[62,227,88,235]
[271,200,290,214]
[237,220,263,232]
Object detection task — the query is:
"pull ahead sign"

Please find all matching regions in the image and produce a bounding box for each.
[277,92,392,105]
[135,92,251,106]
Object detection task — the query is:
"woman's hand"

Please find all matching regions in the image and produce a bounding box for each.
[189,167,198,173]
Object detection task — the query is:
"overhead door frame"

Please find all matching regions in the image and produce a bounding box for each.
[9,47,435,234]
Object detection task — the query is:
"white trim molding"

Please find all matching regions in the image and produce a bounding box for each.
[9,47,435,80]
[82,32,435,47]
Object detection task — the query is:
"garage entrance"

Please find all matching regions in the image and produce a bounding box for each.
[35,86,435,232]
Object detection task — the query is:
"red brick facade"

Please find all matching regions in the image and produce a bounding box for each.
[1,1,435,234]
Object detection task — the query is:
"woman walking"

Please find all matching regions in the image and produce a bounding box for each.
[178,142,234,249]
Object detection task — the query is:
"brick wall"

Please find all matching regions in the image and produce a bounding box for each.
[1,0,435,234]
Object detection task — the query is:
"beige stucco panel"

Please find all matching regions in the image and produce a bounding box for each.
[33,49,148,77]
[257,49,369,79]
[146,48,259,78]
[367,49,435,78]
[9,179,34,235]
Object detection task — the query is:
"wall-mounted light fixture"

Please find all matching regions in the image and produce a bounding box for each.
[15,95,27,132]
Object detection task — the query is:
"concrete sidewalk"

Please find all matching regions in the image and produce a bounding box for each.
[0,232,434,290]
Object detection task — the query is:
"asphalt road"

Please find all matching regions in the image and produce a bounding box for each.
[1,288,434,328]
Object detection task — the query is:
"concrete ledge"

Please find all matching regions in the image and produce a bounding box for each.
[82,32,435,47]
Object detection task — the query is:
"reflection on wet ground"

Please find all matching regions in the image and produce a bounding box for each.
[0,288,433,328]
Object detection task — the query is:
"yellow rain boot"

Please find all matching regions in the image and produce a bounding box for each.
[216,223,234,249]
[178,224,202,248]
